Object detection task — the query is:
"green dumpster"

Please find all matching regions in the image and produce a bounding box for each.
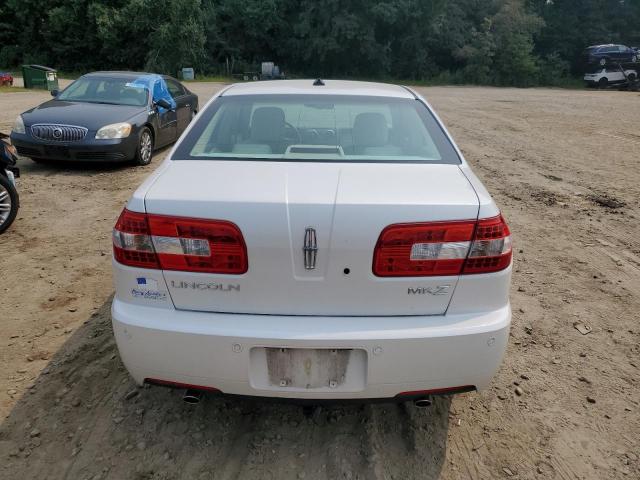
[22,65,59,91]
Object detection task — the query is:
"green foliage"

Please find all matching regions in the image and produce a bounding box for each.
[1,0,639,86]
[144,0,206,75]
[491,0,543,86]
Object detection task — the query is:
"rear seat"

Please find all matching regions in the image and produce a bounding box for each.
[351,112,403,156]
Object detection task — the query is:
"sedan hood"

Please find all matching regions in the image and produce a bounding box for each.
[21,100,147,130]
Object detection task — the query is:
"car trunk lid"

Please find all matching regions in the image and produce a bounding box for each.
[144,160,480,316]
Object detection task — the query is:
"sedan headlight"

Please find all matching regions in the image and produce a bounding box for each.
[95,122,132,139]
[12,115,25,134]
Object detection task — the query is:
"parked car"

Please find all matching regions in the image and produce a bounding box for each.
[111,80,513,404]
[10,71,198,166]
[0,132,19,234]
[584,67,637,87]
[582,44,638,66]
[0,72,14,86]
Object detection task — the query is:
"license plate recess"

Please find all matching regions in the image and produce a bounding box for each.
[249,347,367,392]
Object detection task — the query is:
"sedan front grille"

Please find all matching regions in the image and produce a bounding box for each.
[31,124,88,142]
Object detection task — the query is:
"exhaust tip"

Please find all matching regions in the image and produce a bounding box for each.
[414,398,432,408]
[183,389,203,405]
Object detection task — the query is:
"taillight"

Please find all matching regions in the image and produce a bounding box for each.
[373,215,511,277]
[113,210,159,269]
[148,215,248,274]
[113,209,248,274]
[373,220,476,277]
[462,215,512,274]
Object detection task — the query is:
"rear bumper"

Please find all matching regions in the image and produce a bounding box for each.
[111,299,510,400]
[10,132,138,162]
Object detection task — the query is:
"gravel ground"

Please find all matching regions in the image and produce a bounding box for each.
[0,83,638,479]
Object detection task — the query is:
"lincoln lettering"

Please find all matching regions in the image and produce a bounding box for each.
[171,281,240,292]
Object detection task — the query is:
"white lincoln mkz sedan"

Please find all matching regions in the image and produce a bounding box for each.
[111,80,512,403]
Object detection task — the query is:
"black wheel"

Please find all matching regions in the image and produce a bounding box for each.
[134,127,154,166]
[0,174,19,234]
[628,73,637,82]
[598,77,608,88]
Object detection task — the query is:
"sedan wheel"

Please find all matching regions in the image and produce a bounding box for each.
[0,175,19,234]
[135,128,154,166]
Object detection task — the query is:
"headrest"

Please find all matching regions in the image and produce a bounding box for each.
[251,107,285,142]
[353,112,389,148]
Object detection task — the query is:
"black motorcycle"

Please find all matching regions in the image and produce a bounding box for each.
[0,132,20,234]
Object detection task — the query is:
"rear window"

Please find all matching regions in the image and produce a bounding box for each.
[172,94,460,164]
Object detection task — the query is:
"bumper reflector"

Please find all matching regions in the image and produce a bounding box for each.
[145,378,221,392]
[395,385,476,397]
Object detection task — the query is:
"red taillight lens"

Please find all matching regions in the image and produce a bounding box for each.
[373,221,476,277]
[462,215,512,274]
[113,209,159,269]
[373,215,512,277]
[112,209,248,274]
[148,215,248,274]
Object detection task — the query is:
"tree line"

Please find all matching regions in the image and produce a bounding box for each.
[1,0,639,86]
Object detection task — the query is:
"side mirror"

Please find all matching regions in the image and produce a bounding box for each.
[50,89,59,97]
[155,98,172,110]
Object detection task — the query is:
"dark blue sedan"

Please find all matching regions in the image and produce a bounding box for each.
[10,71,198,165]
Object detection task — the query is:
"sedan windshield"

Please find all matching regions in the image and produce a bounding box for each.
[57,77,149,107]
[173,94,460,163]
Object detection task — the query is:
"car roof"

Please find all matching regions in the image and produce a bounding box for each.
[86,71,152,77]
[588,44,624,49]
[222,79,415,98]
[84,71,177,81]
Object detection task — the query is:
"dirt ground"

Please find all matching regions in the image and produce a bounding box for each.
[0,82,638,480]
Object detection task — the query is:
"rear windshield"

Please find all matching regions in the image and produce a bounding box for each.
[57,76,149,107]
[172,94,460,164]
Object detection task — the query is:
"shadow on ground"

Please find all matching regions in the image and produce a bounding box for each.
[0,298,451,480]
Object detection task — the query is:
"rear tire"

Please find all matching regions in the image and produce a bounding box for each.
[598,77,608,88]
[0,174,19,234]
[134,127,154,166]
